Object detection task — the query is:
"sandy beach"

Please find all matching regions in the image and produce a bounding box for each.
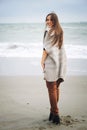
[0,75,87,130]
[0,4,87,130]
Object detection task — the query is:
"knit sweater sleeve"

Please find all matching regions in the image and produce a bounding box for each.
[58,44,67,81]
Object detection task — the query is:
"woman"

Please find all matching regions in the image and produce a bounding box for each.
[41,12,67,124]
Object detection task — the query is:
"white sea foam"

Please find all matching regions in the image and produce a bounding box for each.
[65,44,87,59]
[0,42,42,58]
[0,42,87,59]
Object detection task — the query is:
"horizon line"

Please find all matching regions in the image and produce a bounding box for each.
[0,21,87,24]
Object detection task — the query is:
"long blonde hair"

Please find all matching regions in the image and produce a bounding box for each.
[45,12,63,49]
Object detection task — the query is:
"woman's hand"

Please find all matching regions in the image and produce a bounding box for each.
[57,78,64,87]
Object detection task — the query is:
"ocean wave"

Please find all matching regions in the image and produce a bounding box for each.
[65,44,87,59]
[0,42,87,59]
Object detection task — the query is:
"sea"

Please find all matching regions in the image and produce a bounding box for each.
[0,22,87,76]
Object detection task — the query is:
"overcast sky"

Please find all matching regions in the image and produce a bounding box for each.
[0,0,87,23]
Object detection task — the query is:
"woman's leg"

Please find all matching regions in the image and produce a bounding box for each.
[46,81,59,115]
[57,87,59,103]
[56,80,60,102]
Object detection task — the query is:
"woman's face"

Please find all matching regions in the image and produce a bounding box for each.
[46,15,54,28]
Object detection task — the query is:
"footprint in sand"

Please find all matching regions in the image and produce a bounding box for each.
[60,115,80,126]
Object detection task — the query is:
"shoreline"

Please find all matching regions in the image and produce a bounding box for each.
[0,57,87,76]
[0,75,87,130]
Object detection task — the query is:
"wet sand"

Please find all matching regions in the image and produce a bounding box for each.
[0,76,87,130]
